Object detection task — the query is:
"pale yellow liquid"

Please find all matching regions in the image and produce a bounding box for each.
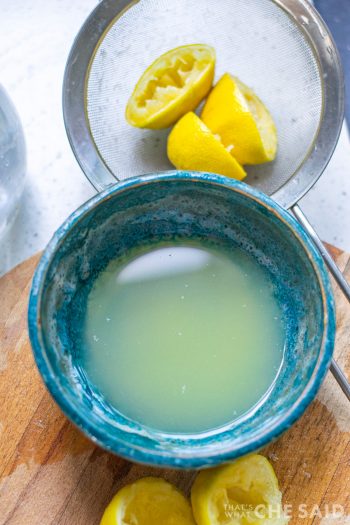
[83,244,285,434]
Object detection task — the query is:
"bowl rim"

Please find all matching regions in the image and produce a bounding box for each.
[28,171,335,468]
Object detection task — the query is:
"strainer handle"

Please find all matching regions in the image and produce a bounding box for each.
[292,204,350,401]
[292,205,350,300]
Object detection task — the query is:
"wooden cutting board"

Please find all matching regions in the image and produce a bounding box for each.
[0,247,349,525]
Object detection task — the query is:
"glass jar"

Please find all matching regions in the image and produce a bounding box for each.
[0,85,26,239]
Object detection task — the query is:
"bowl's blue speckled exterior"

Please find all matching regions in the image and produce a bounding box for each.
[28,171,335,469]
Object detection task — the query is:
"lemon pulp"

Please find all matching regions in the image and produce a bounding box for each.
[201,73,277,164]
[100,477,195,525]
[126,44,215,129]
[167,112,246,180]
[191,455,289,525]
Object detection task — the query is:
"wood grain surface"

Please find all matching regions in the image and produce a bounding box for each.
[0,248,349,525]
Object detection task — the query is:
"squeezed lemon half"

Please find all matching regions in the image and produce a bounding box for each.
[167,112,246,180]
[126,44,215,129]
[100,477,195,525]
[191,455,288,525]
[201,73,277,165]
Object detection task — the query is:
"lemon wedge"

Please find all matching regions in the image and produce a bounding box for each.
[126,44,215,129]
[201,73,277,164]
[100,477,195,525]
[167,112,246,180]
[191,454,289,525]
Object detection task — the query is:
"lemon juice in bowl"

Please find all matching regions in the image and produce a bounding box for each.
[83,242,285,434]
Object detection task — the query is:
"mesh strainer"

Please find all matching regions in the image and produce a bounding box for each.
[62,0,349,397]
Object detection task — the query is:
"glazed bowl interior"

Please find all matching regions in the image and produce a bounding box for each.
[29,172,334,468]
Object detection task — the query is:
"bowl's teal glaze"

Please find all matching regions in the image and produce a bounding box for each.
[28,171,335,468]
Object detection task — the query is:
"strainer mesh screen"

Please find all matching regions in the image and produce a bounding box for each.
[86,0,323,196]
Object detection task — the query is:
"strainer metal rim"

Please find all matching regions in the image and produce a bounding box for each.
[62,0,344,209]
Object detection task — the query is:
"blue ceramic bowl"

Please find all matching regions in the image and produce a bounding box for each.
[28,172,335,468]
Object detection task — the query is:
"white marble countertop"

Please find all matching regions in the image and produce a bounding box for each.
[0,0,350,276]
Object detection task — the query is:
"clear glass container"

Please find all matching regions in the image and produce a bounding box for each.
[0,85,26,239]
